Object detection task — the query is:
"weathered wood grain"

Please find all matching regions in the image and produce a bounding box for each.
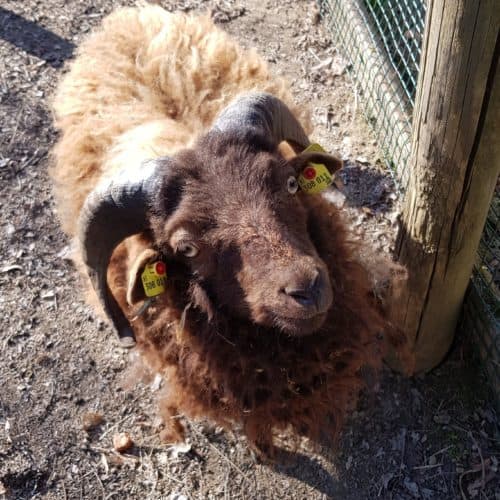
[391,0,499,372]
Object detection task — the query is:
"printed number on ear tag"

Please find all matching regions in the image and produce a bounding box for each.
[298,143,333,195]
[141,261,167,297]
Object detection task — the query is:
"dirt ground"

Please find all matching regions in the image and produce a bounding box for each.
[0,0,498,499]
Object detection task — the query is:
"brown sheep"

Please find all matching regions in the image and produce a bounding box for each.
[50,5,408,457]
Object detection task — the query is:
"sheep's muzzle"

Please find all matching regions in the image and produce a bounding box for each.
[237,248,333,336]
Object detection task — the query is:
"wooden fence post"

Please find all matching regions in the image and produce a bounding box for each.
[390,0,500,372]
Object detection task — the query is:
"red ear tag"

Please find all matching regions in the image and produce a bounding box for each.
[303,167,317,180]
[155,262,166,275]
[298,143,333,194]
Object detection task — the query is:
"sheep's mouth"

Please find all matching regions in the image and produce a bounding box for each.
[271,311,328,337]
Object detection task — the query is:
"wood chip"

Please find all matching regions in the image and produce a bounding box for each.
[113,432,134,453]
[169,442,192,459]
[0,264,22,273]
[82,412,104,431]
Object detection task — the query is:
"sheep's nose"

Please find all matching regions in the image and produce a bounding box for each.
[282,271,322,308]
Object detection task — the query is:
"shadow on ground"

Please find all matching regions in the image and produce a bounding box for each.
[273,447,347,498]
[338,160,396,213]
[0,7,74,67]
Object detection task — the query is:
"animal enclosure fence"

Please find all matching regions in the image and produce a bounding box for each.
[318,0,425,187]
[318,0,500,405]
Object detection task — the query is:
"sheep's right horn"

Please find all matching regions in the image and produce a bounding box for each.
[78,159,164,347]
[211,92,310,149]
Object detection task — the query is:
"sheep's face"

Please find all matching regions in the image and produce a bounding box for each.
[147,136,338,336]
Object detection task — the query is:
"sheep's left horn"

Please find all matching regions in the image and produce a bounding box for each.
[211,92,310,149]
[78,159,163,347]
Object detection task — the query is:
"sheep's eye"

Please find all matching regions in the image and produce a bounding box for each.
[176,241,199,258]
[287,176,299,194]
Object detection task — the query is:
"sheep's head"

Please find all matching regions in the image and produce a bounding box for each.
[79,93,342,345]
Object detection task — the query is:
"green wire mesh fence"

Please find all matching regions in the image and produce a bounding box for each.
[464,194,500,401]
[318,0,500,405]
[362,0,424,108]
[318,0,425,187]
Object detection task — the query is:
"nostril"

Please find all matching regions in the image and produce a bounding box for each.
[310,270,321,292]
[283,286,315,307]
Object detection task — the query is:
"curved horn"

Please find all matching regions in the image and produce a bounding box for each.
[211,92,310,149]
[78,159,164,346]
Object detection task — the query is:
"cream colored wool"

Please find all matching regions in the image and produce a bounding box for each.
[51,4,310,235]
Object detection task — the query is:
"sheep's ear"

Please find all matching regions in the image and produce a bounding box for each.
[126,248,162,306]
[278,140,300,160]
[278,142,343,176]
[287,151,343,176]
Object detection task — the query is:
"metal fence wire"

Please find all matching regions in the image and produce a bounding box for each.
[317,0,425,187]
[318,0,500,404]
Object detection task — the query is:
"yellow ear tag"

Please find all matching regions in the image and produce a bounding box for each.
[297,143,333,195]
[141,261,167,297]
